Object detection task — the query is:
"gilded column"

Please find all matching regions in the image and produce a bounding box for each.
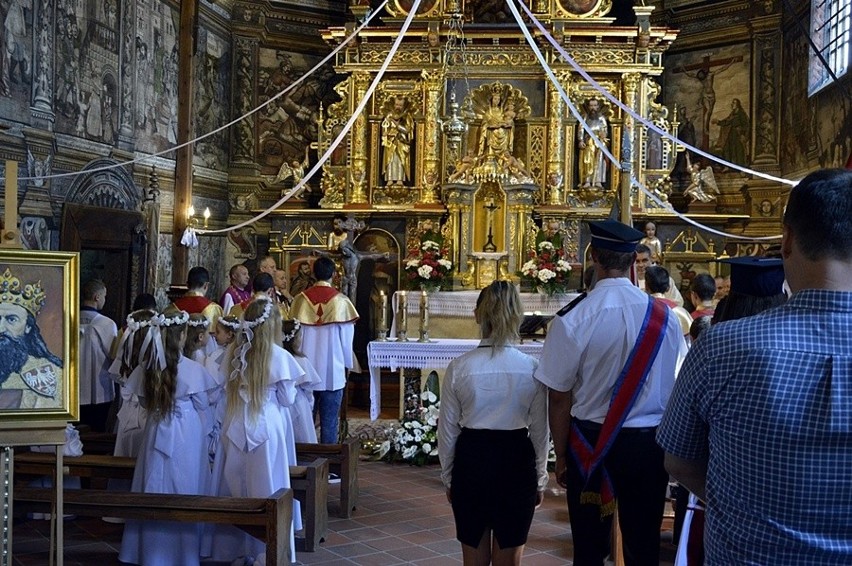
[349,71,371,205]
[546,76,566,205]
[620,73,641,220]
[419,70,443,205]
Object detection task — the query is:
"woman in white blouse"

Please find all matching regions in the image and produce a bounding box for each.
[438,281,550,566]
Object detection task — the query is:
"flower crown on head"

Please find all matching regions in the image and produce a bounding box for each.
[243,299,273,330]
[218,316,241,331]
[282,319,301,342]
[156,310,190,327]
[125,312,156,332]
[187,316,209,328]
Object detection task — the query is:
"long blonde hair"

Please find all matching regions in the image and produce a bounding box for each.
[225,298,280,422]
[145,304,188,419]
[476,280,523,349]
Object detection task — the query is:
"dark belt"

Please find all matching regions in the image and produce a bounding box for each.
[574,419,657,435]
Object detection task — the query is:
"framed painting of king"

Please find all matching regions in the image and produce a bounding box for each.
[0,250,79,422]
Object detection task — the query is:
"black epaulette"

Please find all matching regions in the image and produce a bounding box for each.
[555,292,587,317]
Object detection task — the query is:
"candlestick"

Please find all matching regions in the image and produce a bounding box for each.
[395,291,409,341]
[376,290,388,341]
[418,289,431,342]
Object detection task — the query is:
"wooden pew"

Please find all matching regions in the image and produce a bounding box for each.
[80,431,359,519]
[14,487,293,566]
[296,438,360,518]
[14,452,328,552]
[289,460,328,552]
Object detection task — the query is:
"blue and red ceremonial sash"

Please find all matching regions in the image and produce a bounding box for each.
[568,298,669,517]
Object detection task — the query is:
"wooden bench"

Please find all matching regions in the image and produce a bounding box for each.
[81,431,359,519]
[14,487,293,566]
[14,451,328,552]
[296,438,360,518]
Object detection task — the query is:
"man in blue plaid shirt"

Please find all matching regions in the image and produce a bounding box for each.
[657,168,852,564]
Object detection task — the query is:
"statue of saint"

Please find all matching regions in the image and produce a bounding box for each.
[639,221,662,263]
[577,98,609,188]
[381,95,414,187]
[478,84,516,158]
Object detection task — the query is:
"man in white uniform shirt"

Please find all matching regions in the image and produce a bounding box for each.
[535,220,687,566]
[79,278,118,431]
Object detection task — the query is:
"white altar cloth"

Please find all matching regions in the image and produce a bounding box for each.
[390,290,579,338]
[367,338,544,420]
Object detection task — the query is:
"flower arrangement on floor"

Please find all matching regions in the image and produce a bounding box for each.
[375,390,440,466]
[404,238,453,292]
[519,240,572,296]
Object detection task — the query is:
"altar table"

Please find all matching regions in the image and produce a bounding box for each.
[390,290,579,339]
[367,338,545,420]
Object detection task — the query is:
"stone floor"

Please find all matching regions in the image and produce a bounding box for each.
[11,457,677,565]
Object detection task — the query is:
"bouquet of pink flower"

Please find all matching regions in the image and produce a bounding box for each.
[519,240,572,296]
[404,239,453,291]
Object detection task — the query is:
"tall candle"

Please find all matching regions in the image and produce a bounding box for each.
[379,290,387,331]
[420,289,429,329]
[396,291,408,340]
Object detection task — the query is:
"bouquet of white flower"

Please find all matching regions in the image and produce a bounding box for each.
[376,390,440,466]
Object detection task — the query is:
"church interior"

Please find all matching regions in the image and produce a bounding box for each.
[0,0,849,562]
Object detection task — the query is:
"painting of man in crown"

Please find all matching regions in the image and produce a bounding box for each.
[0,251,78,418]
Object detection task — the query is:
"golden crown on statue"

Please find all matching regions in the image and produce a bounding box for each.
[0,268,47,316]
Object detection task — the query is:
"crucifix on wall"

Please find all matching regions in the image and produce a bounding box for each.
[673,54,743,150]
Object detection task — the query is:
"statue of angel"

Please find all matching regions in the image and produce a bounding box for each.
[683,154,719,204]
[273,146,309,185]
[27,150,51,187]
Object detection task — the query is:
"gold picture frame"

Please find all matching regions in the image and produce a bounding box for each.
[0,249,79,422]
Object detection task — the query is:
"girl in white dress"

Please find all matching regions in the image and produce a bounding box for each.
[184,313,210,364]
[206,298,305,565]
[109,309,157,459]
[205,314,239,378]
[282,319,322,444]
[205,315,240,467]
[118,305,218,566]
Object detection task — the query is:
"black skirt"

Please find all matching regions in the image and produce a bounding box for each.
[450,427,538,549]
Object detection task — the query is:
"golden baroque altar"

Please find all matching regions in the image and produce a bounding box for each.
[308,0,681,289]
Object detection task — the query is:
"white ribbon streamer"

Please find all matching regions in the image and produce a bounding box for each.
[180,227,199,248]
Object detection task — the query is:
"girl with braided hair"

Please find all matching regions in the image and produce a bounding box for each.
[119,304,218,566]
[206,298,305,565]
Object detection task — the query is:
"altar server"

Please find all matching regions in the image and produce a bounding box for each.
[290,257,358,443]
[79,278,118,431]
[438,280,549,566]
